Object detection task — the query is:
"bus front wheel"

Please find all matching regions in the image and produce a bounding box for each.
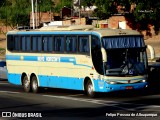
[31,76,39,93]
[23,76,31,93]
[86,80,95,98]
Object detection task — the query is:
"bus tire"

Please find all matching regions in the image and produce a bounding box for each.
[23,76,31,93]
[31,76,39,93]
[86,80,96,98]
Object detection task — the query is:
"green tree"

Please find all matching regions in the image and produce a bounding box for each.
[129,0,160,32]
[82,0,160,30]
[82,0,118,19]
[0,0,6,7]
[39,0,55,12]
[0,0,55,27]
[54,0,72,12]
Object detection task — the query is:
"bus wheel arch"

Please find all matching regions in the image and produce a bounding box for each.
[21,73,31,93]
[30,74,40,93]
[84,77,96,97]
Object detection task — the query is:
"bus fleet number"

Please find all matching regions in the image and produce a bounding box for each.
[38,57,44,62]
[46,57,60,62]
[38,56,60,62]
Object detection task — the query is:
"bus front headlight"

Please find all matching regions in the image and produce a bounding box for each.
[106,81,116,84]
[141,80,146,82]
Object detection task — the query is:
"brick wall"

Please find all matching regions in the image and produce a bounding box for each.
[108,16,132,29]
[62,18,86,26]
[108,15,155,38]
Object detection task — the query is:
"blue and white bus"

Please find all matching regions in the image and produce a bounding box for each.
[6,25,148,97]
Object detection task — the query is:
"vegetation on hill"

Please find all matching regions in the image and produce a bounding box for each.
[82,0,160,32]
[0,0,55,27]
[0,0,160,31]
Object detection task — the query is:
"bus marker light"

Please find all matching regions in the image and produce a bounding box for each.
[128,80,131,83]
[126,86,133,89]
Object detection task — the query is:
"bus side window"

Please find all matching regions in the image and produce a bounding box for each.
[21,36,31,52]
[91,36,101,50]
[66,36,77,52]
[91,35,103,74]
[43,36,48,52]
[26,36,31,52]
[54,36,64,52]
[14,36,20,51]
[32,36,38,52]
[37,37,42,52]
[22,36,26,51]
[78,36,89,53]
[7,35,14,51]
[48,36,53,52]
[42,36,53,52]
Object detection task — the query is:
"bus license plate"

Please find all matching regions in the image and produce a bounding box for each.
[126,86,133,89]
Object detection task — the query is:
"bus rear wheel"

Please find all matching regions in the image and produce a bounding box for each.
[86,80,96,98]
[31,76,39,93]
[23,76,31,93]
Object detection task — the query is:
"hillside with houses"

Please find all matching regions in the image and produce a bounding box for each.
[0,0,160,58]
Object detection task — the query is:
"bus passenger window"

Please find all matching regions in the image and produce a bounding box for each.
[42,36,53,52]
[7,35,14,51]
[66,36,77,52]
[91,36,103,74]
[54,36,64,52]
[37,37,42,51]
[32,36,38,52]
[26,37,31,51]
[43,37,48,52]
[14,36,21,51]
[21,36,31,52]
[78,36,89,53]
[22,36,26,51]
[48,37,53,52]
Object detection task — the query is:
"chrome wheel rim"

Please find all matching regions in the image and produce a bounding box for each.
[32,79,38,91]
[24,79,30,89]
[88,83,93,95]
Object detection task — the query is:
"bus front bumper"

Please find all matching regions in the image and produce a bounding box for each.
[93,80,148,92]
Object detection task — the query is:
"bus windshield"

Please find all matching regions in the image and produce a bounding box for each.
[102,36,147,76]
[105,48,147,76]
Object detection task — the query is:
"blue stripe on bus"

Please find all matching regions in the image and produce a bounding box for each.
[6,55,92,68]
[38,75,84,90]
[8,73,147,92]
[24,56,38,61]
[8,73,21,85]
[7,73,84,90]
[6,55,21,60]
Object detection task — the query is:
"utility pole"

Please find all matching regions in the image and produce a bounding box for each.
[31,0,35,29]
[35,0,38,28]
[79,0,81,24]
[5,0,7,31]
[71,0,73,18]
[39,0,41,27]
[50,0,52,21]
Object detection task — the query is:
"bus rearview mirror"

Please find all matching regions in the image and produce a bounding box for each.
[101,47,107,62]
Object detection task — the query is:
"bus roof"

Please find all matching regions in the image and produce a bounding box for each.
[7,25,142,37]
[39,25,94,31]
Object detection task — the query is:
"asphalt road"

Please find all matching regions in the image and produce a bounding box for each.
[0,80,160,120]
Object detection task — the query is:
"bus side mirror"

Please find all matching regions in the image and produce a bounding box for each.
[147,45,155,60]
[101,47,107,62]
